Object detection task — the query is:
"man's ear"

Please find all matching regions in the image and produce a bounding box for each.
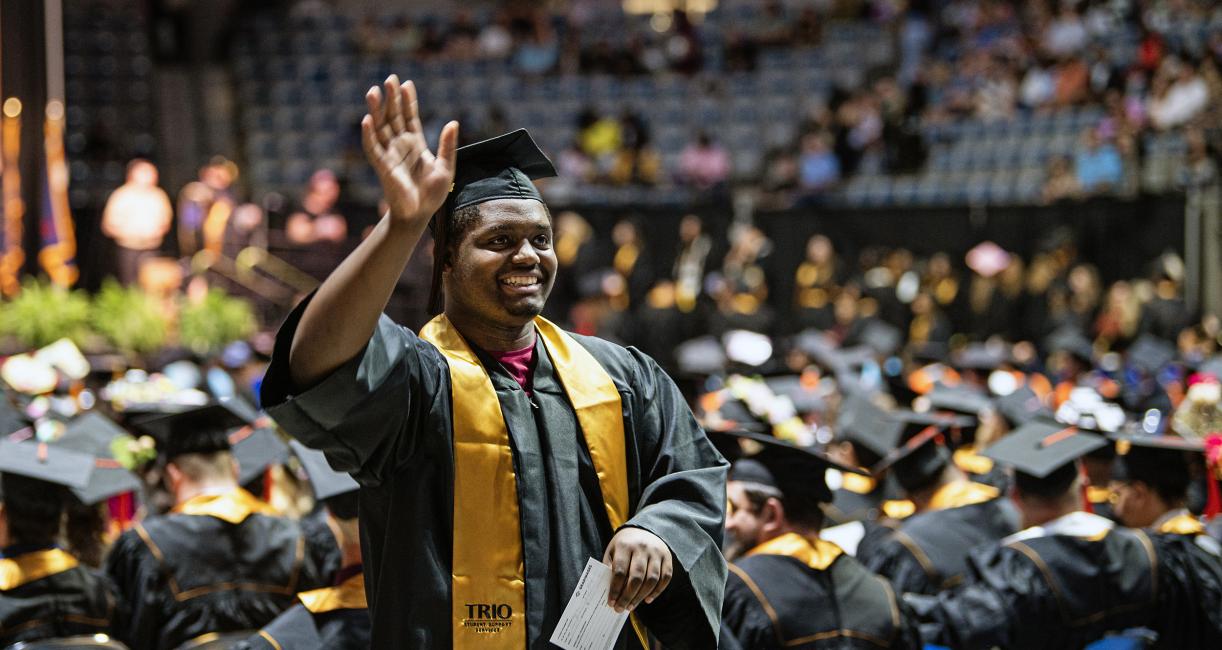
[762,497,786,530]
[165,461,184,489]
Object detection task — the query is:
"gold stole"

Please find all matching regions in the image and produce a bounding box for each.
[745,532,843,571]
[421,314,646,649]
[299,573,368,614]
[0,548,79,590]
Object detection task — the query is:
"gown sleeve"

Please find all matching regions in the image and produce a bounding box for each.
[617,350,730,650]
[259,292,441,485]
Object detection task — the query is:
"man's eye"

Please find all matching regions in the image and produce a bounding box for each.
[489,236,509,246]
[533,235,551,247]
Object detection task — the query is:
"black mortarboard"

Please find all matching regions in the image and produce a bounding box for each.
[836,396,902,461]
[0,393,31,437]
[53,411,143,504]
[428,129,557,314]
[983,420,1107,479]
[872,412,958,492]
[1045,327,1094,363]
[909,341,950,364]
[675,337,727,378]
[926,386,991,418]
[710,430,865,505]
[1109,434,1202,496]
[135,402,252,460]
[289,439,358,501]
[1126,335,1177,376]
[851,320,903,357]
[951,343,1008,371]
[765,375,827,415]
[230,425,292,486]
[993,387,1052,428]
[0,440,94,490]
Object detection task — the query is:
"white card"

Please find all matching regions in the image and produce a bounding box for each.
[549,558,631,650]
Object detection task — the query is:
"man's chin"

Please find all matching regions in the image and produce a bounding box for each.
[503,297,547,319]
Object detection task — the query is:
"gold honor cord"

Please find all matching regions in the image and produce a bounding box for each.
[421,315,647,648]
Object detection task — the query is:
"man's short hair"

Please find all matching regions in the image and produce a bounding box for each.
[169,450,236,483]
[739,480,825,532]
[1,473,66,546]
[1014,462,1079,502]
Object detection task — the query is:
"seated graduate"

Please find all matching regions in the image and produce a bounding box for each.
[105,403,326,650]
[237,440,370,650]
[0,440,125,647]
[906,421,1163,650]
[716,431,922,650]
[1109,434,1222,647]
[858,411,1019,594]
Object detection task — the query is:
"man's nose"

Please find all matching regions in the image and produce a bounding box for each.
[511,239,539,264]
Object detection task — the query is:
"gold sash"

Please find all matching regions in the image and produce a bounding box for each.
[0,548,79,590]
[745,532,843,571]
[421,314,645,648]
[299,573,368,614]
[173,488,278,525]
[1157,513,1206,536]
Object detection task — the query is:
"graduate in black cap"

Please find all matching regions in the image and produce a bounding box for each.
[1109,434,1222,647]
[105,403,327,650]
[855,410,1018,596]
[259,75,727,649]
[236,441,370,650]
[906,421,1168,649]
[0,441,125,647]
[715,431,921,650]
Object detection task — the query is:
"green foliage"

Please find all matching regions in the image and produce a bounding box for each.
[178,288,256,353]
[91,279,168,354]
[0,278,91,348]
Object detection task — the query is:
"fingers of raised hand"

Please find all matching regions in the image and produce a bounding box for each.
[617,552,651,612]
[607,547,631,611]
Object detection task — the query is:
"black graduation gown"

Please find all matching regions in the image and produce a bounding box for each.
[234,573,372,650]
[906,522,1160,650]
[1148,529,1222,648]
[0,549,123,647]
[860,497,1019,595]
[301,506,342,585]
[721,545,922,649]
[105,493,326,650]
[261,297,729,649]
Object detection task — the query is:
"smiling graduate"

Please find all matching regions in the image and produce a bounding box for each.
[260,75,728,649]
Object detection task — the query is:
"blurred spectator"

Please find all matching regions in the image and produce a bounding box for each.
[678,131,731,190]
[285,169,347,245]
[101,159,172,285]
[665,10,703,75]
[797,132,840,195]
[1043,155,1084,203]
[673,214,711,313]
[577,108,622,166]
[1043,5,1088,57]
[1020,58,1056,108]
[610,110,661,186]
[1074,129,1124,194]
[1147,58,1209,129]
[478,13,513,59]
[513,16,559,75]
[1052,56,1090,106]
[177,157,237,257]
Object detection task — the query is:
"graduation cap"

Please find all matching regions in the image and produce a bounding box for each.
[0,439,94,490]
[428,129,557,314]
[710,430,865,505]
[764,374,826,415]
[53,411,143,505]
[871,413,958,493]
[289,439,358,502]
[925,386,991,418]
[1108,434,1202,497]
[1126,335,1177,376]
[0,393,31,437]
[836,396,902,462]
[675,337,727,378]
[134,401,253,460]
[852,320,903,357]
[951,344,1008,371]
[1045,327,1094,363]
[993,387,1053,428]
[230,425,292,486]
[983,421,1107,493]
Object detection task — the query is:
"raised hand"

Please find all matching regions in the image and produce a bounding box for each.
[361,74,459,227]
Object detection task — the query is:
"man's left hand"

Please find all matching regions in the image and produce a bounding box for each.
[603,527,673,613]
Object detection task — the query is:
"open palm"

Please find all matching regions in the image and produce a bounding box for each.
[361,74,459,226]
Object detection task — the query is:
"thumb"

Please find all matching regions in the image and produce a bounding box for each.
[436,121,460,176]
